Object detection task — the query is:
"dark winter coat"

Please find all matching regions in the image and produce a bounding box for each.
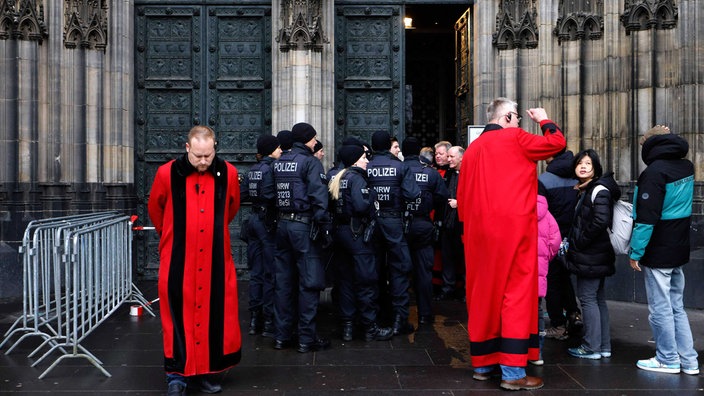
[538,150,579,237]
[631,134,694,268]
[566,173,621,278]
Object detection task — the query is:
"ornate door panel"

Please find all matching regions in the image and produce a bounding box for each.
[455,8,472,140]
[134,5,271,278]
[206,7,272,161]
[335,6,404,147]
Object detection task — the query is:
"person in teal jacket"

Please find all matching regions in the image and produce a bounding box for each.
[630,125,699,376]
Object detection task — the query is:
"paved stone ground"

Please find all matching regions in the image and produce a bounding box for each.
[1,280,704,395]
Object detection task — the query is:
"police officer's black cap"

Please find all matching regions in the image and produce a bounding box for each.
[277,130,293,150]
[338,145,365,168]
[256,134,279,156]
[313,139,323,154]
[292,122,317,143]
[401,136,421,156]
[371,130,391,151]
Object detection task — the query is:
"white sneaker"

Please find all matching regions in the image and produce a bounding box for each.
[601,351,612,358]
[682,366,700,375]
[636,357,680,374]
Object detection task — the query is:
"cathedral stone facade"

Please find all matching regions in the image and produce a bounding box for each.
[0,0,702,305]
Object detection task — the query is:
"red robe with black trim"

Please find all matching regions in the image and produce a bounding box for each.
[457,121,565,368]
[148,154,241,376]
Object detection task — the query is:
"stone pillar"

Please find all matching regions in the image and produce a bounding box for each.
[104,0,134,187]
[604,1,632,181]
[272,0,335,168]
[18,40,39,187]
[536,0,561,128]
[471,0,499,120]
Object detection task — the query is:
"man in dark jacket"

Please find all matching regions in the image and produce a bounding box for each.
[367,130,420,335]
[538,150,582,339]
[272,122,331,354]
[437,146,465,301]
[240,135,281,337]
[630,125,699,375]
[401,137,449,326]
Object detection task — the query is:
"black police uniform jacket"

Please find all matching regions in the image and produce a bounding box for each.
[241,156,276,208]
[403,155,449,217]
[335,166,375,220]
[366,150,420,212]
[273,142,328,220]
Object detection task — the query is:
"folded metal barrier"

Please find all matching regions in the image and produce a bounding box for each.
[0,212,155,378]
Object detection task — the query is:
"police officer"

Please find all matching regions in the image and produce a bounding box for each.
[313,139,324,161]
[323,137,370,313]
[328,145,394,342]
[272,122,331,353]
[401,137,449,327]
[366,130,420,335]
[327,136,369,181]
[240,135,281,337]
[277,129,293,153]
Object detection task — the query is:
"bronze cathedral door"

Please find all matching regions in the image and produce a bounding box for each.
[134,3,272,276]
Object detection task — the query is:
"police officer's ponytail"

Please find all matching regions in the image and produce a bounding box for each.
[328,168,348,200]
[330,145,366,199]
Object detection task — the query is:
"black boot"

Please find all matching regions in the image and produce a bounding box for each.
[364,323,394,341]
[261,318,275,338]
[341,321,354,341]
[248,310,262,335]
[392,315,415,336]
[567,311,584,336]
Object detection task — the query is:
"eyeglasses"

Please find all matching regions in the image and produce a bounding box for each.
[506,111,522,122]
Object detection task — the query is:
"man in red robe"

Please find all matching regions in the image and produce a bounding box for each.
[148,125,242,396]
[457,98,565,391]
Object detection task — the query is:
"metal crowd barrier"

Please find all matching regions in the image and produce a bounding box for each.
[0,212,155,378]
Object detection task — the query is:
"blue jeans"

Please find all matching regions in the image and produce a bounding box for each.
[643,266,698,368]
[166,373,186,386]
[576,276,610,353]
[474,365,525,381]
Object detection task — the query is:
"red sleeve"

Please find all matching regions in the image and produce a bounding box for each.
[148,164,170,235]
[227,163,240,223]
[517,120,566,161]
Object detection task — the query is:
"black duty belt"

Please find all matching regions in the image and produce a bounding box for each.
[278,212,311,224]
[251,205,267,213]
[377,211,402,218]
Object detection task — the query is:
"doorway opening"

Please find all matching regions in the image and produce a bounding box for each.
[404,4,468,148]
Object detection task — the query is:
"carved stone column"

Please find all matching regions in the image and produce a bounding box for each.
[272,0,334,168]
[0,0,134,300]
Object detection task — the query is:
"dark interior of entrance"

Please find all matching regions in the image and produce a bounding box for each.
[404,4,468,149]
